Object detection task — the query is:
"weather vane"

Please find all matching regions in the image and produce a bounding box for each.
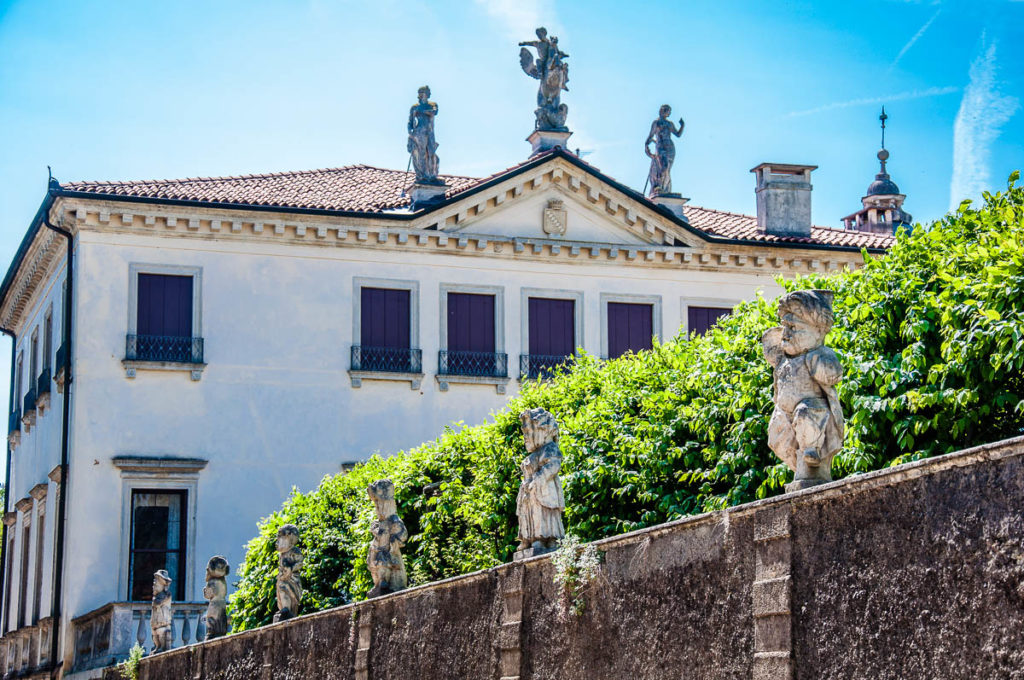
[879,106,888,149]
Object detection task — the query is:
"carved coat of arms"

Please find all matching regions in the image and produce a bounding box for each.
[542,199,567,236]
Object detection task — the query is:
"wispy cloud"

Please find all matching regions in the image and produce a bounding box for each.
[786,86,959,118]
[949,35,1020,210]
[473,0,557,41]
[890,8,941,69]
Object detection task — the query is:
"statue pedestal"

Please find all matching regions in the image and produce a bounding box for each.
[527,129,572,157]
[652,194,690,221]
[785,478,830,493]
[513,545,556,562]
[409,182,448,211]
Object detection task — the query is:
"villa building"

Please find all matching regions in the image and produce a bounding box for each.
[0,141,898,677]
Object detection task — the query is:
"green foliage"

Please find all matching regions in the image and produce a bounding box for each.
[550,534,603,617]
[119,643,144,680]
[230,173,1024,632]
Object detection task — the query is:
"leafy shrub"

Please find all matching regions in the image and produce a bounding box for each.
[229,173,1024,631]
[551,534,603,617]
[118,643,144,680]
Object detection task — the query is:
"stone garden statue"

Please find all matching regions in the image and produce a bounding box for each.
[519,27,570,131]
[645,104,685,198]
[408,86,442,185]
[367,479,409,598]
[515,408,565,558]
[150,570,173,654]
[273,524,303,622]
[202,556,230,640]
[762,290,845,491]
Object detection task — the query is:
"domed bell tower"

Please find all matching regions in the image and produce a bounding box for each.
[841,108,913,235]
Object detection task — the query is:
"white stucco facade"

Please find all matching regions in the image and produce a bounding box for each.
[0,153,882,677]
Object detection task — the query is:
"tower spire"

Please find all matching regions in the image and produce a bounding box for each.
[840,106,912,235]
[879,106,887,149]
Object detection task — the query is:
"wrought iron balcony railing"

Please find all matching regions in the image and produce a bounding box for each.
[125,334,204,364]
[519,353,573,380]
[8,409,20,434]
[37,367,51,397]
[350,345,422,374]
[438,350,508,378]
[22,388,37,415]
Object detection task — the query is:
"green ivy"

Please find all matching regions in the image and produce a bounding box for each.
[229,172,1024,632]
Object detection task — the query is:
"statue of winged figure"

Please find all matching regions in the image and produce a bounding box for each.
[519,27,570,131]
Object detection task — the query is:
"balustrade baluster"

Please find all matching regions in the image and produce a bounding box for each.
[135,612,146,649]
[196,611,206,643]
[181,612,192,646]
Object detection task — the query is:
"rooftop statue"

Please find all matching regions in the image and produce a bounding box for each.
[408,86,442,185]
[645,104,685,198]
[150,570,173,654]
[762,290,845,491]
[366,479,408,598]
[202,556,230,640]
[273,524,303,622]
[515,408,565,558]
[519,27,570,131]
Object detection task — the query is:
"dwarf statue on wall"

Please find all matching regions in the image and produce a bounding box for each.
[273,524,303,623]
[515,408,566,558]
[762,289,845,491]
[367,479,409,598]
[202,556,230,640]
[150,570,174,654]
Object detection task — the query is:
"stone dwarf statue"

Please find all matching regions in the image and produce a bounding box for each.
[202,556,230,640]
[762,290,845,491]
[645,104,685,198]
[150,570,174,654]
[366,479,409,598]
[273,524,303,623]
[515,408,566,557]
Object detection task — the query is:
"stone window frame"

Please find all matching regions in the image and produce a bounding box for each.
[113,457,207,603]
[680,296,741,335]
[28,485,46,626]
[15,499,32,630]
[124,263,205,380]
[599,292,663,359]
[437,282,509,393]
[349,277,422,390]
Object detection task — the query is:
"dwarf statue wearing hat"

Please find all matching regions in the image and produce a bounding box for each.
[516,408,566,556]
[762,289,845,490]
[366,479,408,598]
[150,570,174,653]
[203,556,230,640]
[273,524,303,622]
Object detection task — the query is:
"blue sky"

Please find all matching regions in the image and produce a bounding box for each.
[0,0,1021,427]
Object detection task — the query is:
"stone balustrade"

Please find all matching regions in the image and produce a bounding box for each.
[70,601,205,674]
[0,617,52,678]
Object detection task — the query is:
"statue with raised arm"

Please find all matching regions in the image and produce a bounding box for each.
[762,290,845,491]
[366,479,409,598]
[202,556,230,640]
[645,104,685,197]
[519,27,570,131]
[150,570,173,654]
[515,408,565,558]
[273,524,303,623]
[408,86,442,185]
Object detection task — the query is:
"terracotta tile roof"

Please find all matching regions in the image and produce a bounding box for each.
[61,165,479,213]
[61,154,894,250]
[683,205,895,250]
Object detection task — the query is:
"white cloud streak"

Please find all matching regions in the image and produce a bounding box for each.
[473,0,556,40]
[890,8,941,69]
[949,36,1020,210]
[786,86,959,118]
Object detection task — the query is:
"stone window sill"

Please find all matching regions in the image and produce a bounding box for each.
[348,370,424,390]
[36,392,51,414]
[122,360,206,381]
[435,374,511,394]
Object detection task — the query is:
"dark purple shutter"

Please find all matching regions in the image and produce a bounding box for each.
[688,306,731,335]
[137,274,193,337]
[607,302,653,358]
[361,288,411,348]
[528,298,574,356]
[448,293,495,352]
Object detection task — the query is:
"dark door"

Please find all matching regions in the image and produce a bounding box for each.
[447,293,497,375]
[360,288,412,371]
[607,302,653,359]
[688,306,731,335]
[137,274,193,337]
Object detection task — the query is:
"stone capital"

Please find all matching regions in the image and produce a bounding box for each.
[2,512,16,527]
[47,465,63,484]
[29,483,48,501]
[14,497,33,513]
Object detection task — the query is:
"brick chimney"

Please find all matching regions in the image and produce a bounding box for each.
[750,163,817,238]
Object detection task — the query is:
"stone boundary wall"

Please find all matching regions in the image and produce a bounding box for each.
[109,436,1024,680]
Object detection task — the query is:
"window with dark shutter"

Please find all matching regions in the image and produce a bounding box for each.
[357,287,414,372]
[131,274,199,363]
[607,302,653,359]
[128,490,187,601]
[687,306,731,336]
[524,298,574,378]
[443,293,503,376]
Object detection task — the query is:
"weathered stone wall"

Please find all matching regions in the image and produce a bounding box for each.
[110,436,1024,680]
